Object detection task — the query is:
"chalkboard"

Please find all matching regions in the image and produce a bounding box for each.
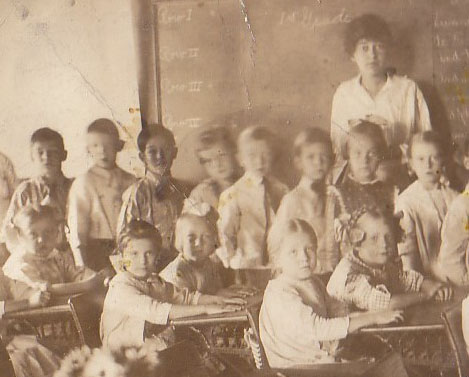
[153,0,467,184]
[432,0,469,144]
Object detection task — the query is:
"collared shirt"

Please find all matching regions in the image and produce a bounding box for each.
[331,73,431,160]
[67,165,135,252]
[117,174,186,252]
[396,180,458,276]
[160,254,224,294]
[2,249,94,295]
[327,251,424,312]
[276,177,332,273]
[100,271,200,352]
[184,178,225,213]
[259,276,349,368]
[217,172,289,269]
[436,184,469,285]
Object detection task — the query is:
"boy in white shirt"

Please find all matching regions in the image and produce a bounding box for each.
[67,119,135,270]
[217,126,289,275]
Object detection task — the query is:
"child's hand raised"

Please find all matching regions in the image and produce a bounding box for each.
[28,290,51,308]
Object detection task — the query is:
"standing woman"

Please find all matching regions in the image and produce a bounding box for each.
[330,14,431,187]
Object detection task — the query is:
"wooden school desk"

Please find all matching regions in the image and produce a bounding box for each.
[358,287,469,376]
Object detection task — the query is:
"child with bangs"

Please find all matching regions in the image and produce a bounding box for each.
[276,127,335,274]
[259,218,403,368]
[327,208,451,313]
[102,220,244,352]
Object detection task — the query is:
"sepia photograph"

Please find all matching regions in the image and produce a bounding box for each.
[0,0,469,376]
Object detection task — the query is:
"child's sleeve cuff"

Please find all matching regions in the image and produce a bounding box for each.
[0,301,5,319]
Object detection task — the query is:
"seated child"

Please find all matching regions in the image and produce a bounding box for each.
[68,119,135,270]
[118,124,187,264]
[331,13,431,186]
[183,126,239,214]
[259,218,403,368]
[327,121,396,258]
[396,131,458,277]
[327,208,452,312]
[2,128,72,252]
[101,220,244,352]
[0,269,60,377]
[436,139,469,285]
[161,208,250,297]
[217,125,289,271]
[276,127,335,274]
[2,205,105,300]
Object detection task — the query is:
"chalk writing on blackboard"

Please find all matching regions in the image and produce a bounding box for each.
[158,7,192,25]
[160,47,199,63]
[279,8,351,29]
[161,79,204,94]
[163,115,203,130]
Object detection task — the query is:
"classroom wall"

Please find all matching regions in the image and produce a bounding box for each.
[0,0,143,178]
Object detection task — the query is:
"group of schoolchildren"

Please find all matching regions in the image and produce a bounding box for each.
[0,12,469,376]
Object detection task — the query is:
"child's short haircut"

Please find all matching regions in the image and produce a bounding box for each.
[137,123,176,153]
[13,205,58,231]
[293,127,333,157]
[408,131,445,159]
[195,127,236,157]
[174,213,218,252]
[87,118,121,141]
[31,128,65,152]
[267,218,317,268]
[117,219,162,256]
[344,14,392,57]
[345,121,388,160]
[238,125,276,151]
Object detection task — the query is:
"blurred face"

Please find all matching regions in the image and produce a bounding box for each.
[355,214,396,268]
[296,143,332,182]
[141,136,176,178]
[19,218,58,257]
[238,139,273,178]
[352,38,387,77]
[87,132,120,169]
[123,238,160,278]
[179,218,216,264]
[409,141,443,188]
[198,143,236,182]
[348,135,380,183]
[277,231,316,280]
[31,141,66,178]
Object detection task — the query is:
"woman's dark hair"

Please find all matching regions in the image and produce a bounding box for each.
[344,14,393,57]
